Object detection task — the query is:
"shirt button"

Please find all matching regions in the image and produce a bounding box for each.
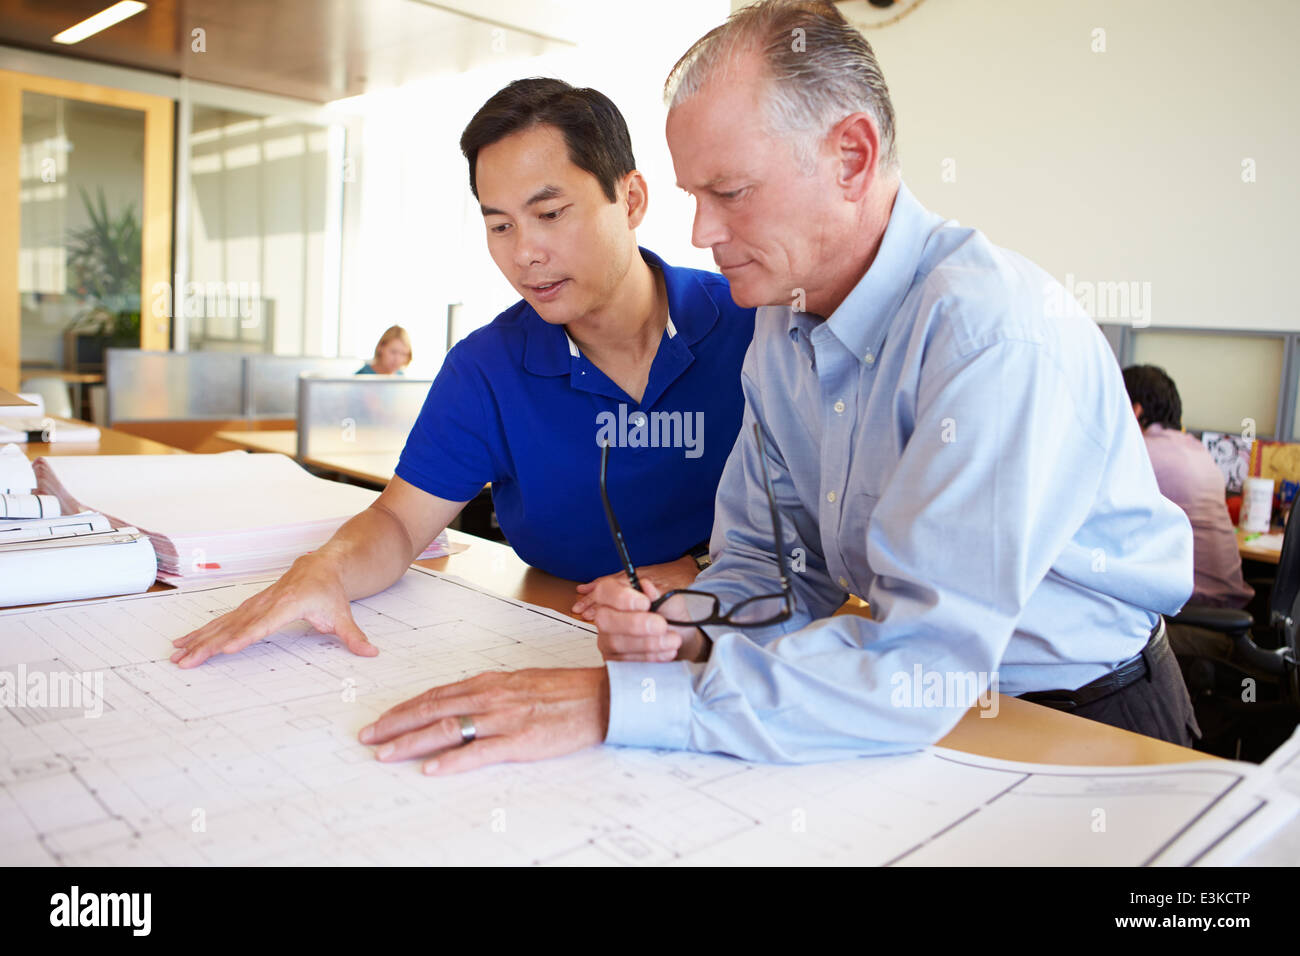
[833,400,845,414]
[838,576,849,589]
[631,413,646,427]
[864,352,875,365]
[826,491,837,503]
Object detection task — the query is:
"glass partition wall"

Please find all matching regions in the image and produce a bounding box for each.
[1,69,173,398]
[182,105,341,357]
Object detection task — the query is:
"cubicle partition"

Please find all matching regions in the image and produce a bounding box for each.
[295,374,433,463]
[106,349,244,422]
[247,355,365,419]
[1290,357,1300,445]
[106,349,359,425]
[104,349,360,451]
[292,373,502,537]
[1099,325,1299,441]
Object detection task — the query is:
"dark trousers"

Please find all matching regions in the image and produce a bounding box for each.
[1019,623,1201,748]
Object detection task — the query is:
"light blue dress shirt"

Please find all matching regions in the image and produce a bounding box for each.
[604,180,1194,763]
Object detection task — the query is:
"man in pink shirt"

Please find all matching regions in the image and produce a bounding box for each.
[1123,365,1254,608]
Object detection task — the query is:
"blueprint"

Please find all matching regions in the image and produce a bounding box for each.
[0,566,1291,866]
[1233,725,1300,866]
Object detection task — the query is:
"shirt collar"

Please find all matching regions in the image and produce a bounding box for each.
[524,246,716,377]
[787,179,942,365]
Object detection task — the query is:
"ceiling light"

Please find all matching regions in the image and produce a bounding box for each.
[53,2,148,45]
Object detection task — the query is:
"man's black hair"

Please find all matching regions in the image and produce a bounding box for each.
[459,77,636,203]
[1122,364,1183,430]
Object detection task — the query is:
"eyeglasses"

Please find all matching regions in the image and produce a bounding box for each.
[599,422,794,628]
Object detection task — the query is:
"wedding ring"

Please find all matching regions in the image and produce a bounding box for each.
[458,714,477,744]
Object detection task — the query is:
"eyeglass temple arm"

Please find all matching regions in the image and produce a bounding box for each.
[599,441,643,592]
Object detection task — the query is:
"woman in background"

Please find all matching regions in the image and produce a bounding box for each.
[357,325,412,375]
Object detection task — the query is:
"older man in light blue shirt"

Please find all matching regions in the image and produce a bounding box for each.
[350,0,1197,777]
[590,1,1197,761]
[599,173,1196,759]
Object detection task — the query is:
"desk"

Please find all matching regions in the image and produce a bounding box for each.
[19,370,104,419]
[215,429,298,456]
[302,451,398,486]
[14,429,1211,769]
[18,416,186,460]
[1238,527,1283,565]
[215,430,398,487]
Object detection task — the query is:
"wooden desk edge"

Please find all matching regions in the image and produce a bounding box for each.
[1236,528,1282,565]
[213,430,299,457]
[19,417,187,458]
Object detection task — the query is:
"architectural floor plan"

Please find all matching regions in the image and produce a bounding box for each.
[0,567,1290,866]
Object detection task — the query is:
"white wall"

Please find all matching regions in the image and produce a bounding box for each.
[340,0,1300,374]
[841,0,1299,332]
[336,0,730,377]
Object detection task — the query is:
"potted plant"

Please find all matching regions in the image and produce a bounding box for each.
[63,186,142,369]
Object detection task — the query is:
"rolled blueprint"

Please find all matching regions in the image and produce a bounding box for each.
[0,529,157,607]
[0,494,61,519]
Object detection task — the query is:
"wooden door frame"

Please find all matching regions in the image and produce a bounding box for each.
[0,69,173,392]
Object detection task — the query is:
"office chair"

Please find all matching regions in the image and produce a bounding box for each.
[18,376,73,420]
[1167,508,1300,761]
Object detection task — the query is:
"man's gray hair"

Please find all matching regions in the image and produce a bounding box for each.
[665,0,899,172]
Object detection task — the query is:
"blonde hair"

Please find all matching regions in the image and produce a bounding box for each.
[373,325,412,367]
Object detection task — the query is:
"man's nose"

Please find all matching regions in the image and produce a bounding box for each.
[513,224,546,269]
[692,200,729,249]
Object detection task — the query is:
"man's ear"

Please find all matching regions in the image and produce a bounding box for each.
[832,112,881,202]
[1132,402,1144,424]
[622,170,650,230]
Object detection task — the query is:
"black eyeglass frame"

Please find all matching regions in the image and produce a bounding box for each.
[599,422,794,628]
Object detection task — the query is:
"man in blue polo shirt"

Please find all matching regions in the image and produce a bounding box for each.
[170,78,754,668]
[399,235,744,585]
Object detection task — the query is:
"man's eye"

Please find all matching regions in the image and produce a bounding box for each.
[489,223,511,234]
[541,208,564,221]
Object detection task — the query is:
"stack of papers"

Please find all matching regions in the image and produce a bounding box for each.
[33,451,450,584]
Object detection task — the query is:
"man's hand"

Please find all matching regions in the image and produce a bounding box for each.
[572,554,700,620]
[169,554,377,668]
[590,578,710,663]
[358,667,609,775]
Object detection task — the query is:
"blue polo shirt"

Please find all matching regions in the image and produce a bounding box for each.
[395,247,756,582]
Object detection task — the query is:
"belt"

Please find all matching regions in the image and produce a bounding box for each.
[1019,619,1168,711]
